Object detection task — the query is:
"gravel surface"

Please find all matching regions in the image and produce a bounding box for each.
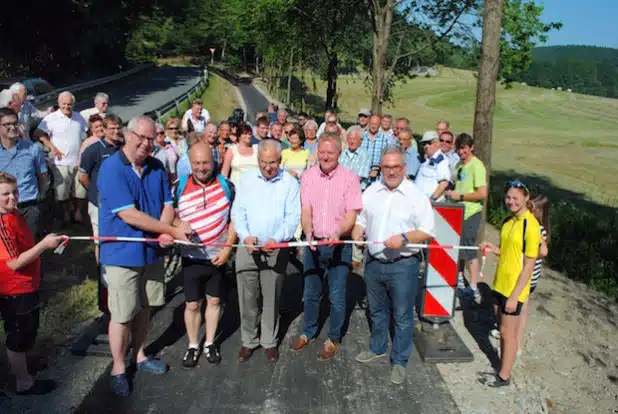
[438,225,618,414]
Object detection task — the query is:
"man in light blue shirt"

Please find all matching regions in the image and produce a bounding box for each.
[397,127,421,180]
[231,139,300,362]
[339,126,371,191]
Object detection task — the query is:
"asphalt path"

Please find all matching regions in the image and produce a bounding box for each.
[237,81,269,122]
[73,66,201,122]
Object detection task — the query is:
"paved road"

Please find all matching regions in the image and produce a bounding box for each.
[75,260,457,414]
[74,66,201,122]
[237,82,269,122]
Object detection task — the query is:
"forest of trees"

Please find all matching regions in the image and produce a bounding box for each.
[1,0,560,108]
[514,46,618,98]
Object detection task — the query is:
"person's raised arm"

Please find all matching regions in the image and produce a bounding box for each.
[221,148,233,178]
[5,234,63,271]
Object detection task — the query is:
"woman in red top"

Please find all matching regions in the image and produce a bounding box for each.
[0,172,63,394]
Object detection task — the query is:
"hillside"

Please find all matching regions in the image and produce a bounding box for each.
[519,45,618,98]
[532,45,618,66]
[282,67,618,206]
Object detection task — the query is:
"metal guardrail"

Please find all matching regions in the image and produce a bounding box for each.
[147,74,209,123]
[34,63,156,106]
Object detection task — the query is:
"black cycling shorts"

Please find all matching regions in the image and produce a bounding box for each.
[182,258,225,302]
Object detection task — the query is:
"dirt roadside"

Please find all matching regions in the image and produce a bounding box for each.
[437,225,618,414]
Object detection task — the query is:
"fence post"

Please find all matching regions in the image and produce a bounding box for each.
[155,110,162,124]
[174,99,181,116]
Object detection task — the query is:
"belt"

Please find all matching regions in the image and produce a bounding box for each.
[368,252,421,264]
[18,199,39,208]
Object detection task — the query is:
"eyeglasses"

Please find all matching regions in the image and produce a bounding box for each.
[381,165,403,173]
[129,130,155,143]
[439,138,452,144]
[505,180,529,194]
[156,131,165,135]
[167,127,179,131]
[0,122,19,128]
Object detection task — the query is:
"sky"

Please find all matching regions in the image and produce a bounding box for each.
[539,0,618,48]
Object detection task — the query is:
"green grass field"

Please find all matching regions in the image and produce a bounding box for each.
[201,73,242,123]
[293,68,618,206]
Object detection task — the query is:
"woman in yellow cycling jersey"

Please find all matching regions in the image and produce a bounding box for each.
[479,180,542,387]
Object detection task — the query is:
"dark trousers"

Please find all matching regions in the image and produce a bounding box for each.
[365,256,420,367]
[18,201,40,239]
[302,244,351,341]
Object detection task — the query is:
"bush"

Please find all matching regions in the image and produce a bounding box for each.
[487,177,618,297]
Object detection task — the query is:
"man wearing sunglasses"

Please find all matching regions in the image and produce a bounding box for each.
[439,131,460,175]
[445,133,488,302]
[414,130,451,202]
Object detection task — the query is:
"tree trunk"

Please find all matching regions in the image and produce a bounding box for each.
[221,38,227,60]
[473,0,505,234]
[299,50,306,111]
[369,0,394,116]
[286,48,295,105]
[242,46,247,72]
[325,54,338,111]
[276,63,282,101]
[255,55,260,75]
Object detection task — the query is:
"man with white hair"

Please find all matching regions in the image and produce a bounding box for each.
[97,115,192,396]
[231,139,300,363]
[8,83,51,140]
[35,91,88,225]
[80,92,112,120]
[414,130,451,202]
[352,145,434,384]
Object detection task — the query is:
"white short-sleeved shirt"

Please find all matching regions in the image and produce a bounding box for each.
[38,110,88,166]
[357,179,435,260]
[414,149,451,201]
[182,108,210,130]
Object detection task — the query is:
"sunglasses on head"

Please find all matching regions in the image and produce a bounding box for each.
[505,180,529,194]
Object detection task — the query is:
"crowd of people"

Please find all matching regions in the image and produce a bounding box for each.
[0,84,550,398]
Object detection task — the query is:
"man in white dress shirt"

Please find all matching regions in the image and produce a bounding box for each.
[36,91,88,225]
[352,145,434,385]
[414,130,451,202]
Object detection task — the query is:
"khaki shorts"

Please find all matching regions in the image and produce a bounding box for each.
[88,202,99,242]
[51,164,78,201]
[102,261,166,324]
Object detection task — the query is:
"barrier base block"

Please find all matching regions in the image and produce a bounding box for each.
[414,319,474,363]
[71,314,112,357]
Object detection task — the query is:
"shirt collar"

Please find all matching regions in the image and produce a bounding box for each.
[319,164,340,179]
[431,149,444,160]
[257,168,283,182]
[343,147,362,157]
[119,149,153,172]
[376,179,408,195]
[0,139,23,152]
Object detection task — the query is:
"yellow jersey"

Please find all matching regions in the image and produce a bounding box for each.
[493,210,541,302]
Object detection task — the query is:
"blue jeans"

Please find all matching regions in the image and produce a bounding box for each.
[302,244,351,341]
[365,256,420,367]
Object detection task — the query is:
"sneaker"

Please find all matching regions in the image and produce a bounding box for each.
[137,357,169,374]
[485,374,511,388]
[183,347,201,368]
[355,350,386,363]
[390,365,407,385]
[490,329,500,339]
[109,373,130,397]
[204,344,221,365]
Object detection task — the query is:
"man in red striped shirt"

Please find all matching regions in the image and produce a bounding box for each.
[291,132,362,360]
[174,142,237,368]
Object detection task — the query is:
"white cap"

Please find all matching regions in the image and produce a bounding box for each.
[420,130,439,143]
[0,89,14,108]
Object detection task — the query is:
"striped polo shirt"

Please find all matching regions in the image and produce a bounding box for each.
[300,164,363,239]
[176,176,231,261]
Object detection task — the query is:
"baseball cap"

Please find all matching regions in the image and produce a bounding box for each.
[0,89,13,109]
[358,108,371,117]
[420,130,439,143]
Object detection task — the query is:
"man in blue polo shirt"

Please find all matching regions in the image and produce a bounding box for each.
[98,115,192,397]
[0,107,48,237]
[78,114,123,262]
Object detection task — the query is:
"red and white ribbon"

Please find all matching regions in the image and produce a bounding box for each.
[56,235,488,277]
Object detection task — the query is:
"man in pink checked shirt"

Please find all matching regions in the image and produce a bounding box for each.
[291,132,362,361]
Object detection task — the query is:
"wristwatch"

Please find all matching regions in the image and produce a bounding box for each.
[459,194,464,202]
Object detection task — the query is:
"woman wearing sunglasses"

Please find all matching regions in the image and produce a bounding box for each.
[479,180,542,387]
